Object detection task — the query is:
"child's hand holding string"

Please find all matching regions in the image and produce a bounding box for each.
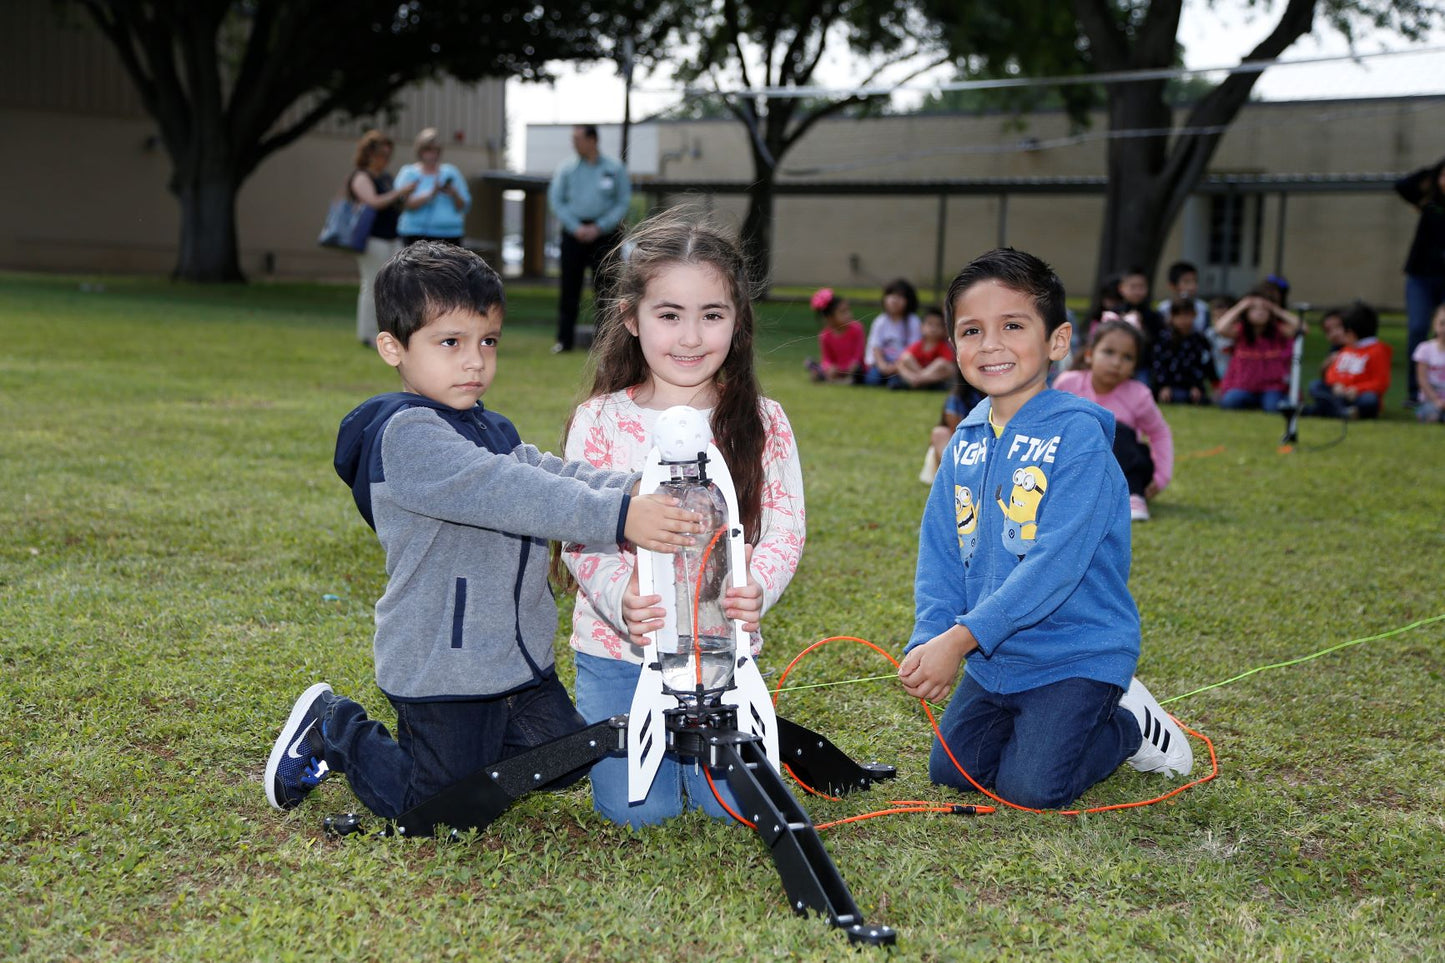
[898,624,978,703]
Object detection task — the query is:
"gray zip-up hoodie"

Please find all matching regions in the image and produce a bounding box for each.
[334,393,635,701]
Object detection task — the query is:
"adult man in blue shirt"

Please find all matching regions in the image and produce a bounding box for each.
[547,124,631,353]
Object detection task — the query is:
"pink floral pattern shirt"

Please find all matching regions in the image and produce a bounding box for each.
[563,389,806,664]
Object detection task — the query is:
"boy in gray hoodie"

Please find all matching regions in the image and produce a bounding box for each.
[264,242,702,819]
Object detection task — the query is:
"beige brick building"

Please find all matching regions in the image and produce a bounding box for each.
[531,97,1443,308]
[0,0,507,279]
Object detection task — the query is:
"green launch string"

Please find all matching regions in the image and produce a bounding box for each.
[766,613,1445,705]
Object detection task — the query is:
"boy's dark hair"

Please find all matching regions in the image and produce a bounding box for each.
[945,247,1069,337]
[1168,300,1197,317]
[1340,302,1379,340]
[576,123,599,142]
[883,277,920,317]
[921,304,945,321]
[1167,261,1198,285]
[374,242,505,346]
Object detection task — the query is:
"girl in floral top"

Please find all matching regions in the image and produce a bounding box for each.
[556,209,806,827]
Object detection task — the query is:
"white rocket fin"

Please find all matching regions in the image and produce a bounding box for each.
[722,654,780,771]
[628,448,679,803]
[706,442,782,771]
[626,656,671,803]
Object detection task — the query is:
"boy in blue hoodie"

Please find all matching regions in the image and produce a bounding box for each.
[898,248,1192,809]
[264,242,705,819]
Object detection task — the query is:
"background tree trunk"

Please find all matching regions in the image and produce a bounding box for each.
[1094,77,1174,287]
[173,161,243,282]
[741,166,775,291]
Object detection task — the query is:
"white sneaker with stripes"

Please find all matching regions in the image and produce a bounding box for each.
[1119,677,1193,777]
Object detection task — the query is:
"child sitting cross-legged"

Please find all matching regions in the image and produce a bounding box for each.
[805,287,865,383]
[1151,300,1217,406]
[1414,303,1445,423]
[899,248,1192,812]
[890,305,957,390]
[862,277,923,386]
[1303,302,1392,420]
[1214,288,1301,412]
[263,242,704,821]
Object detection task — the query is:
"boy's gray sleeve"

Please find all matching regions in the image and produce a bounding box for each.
[511,442,641,492]
[380,409,629,546]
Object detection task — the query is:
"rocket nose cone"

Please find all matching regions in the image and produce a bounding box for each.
[655,405,712,461]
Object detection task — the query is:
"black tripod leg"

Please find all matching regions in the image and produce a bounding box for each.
[777,715,897,798]
[716,738,896,947]
[395,717,625,838]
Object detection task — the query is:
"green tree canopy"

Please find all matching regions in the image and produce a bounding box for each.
[69,0,613,281]
[664,0,950,287]
[917,0,1444,288]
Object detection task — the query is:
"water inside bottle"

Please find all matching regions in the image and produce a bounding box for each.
[660,634,735,695]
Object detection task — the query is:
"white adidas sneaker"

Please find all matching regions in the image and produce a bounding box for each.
[1119,677,1193,777]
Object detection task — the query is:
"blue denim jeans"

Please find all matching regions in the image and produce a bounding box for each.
[1405,274,1445,401]
[321,675,587,820]
[1219,387,1287,412]
[1306,380,1380,419]
[929,674,1141,809]
[574,652,739,828]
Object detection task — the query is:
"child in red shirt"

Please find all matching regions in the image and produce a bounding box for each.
[1305,303,1392,419]
[806,287,866,383]
[891,307,955,389]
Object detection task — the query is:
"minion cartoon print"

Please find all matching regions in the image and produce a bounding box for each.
[955,485,979,563]
[996,465,1048,558]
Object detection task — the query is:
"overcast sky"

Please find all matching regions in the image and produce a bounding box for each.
[505,3,1445,170]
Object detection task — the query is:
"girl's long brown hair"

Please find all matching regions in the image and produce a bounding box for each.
[551,207,766,590]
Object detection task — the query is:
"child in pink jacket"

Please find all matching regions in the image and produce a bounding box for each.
[1054,320,1174,522]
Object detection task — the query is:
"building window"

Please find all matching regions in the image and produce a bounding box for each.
[1207,194,1263,268]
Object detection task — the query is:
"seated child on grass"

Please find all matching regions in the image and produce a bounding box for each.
[891,306,956,390]
[922,370,985,484]
[264,242,704,820]
[1151,300,1217,405]
[1156,260,1211,333]
[1304,302,1392,420]
[899,247,1192,811]
[862,278,923,386]
[1317,307,1347,377]
[1116,267,1166,385]
[805,287,865,383]
[1214,288,1301,412]
[1414,303,1445,423]
[1055,320,1174,523]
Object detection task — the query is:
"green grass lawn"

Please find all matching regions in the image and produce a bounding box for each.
[2,272,1442,962]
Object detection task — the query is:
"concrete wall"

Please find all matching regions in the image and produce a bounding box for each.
[0,0,507,279]
[0,107,502,279]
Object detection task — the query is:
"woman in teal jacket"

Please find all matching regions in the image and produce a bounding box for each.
[396,127,471,245]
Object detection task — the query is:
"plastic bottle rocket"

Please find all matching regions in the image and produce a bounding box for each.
[626,406,780,803]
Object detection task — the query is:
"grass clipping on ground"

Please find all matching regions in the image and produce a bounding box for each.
[1,274,1442,962]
